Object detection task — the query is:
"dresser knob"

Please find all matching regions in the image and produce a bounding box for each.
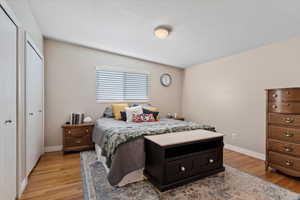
[283,132,294,137]
[68,130,71,134]
[209,158,214,164]
[180,166,186,172]
[285,118,294,123]
[272,105,277,109]
[284,147,293,152]
[285,160,293,166]
[272,94,278,98]
[86,129,89,133]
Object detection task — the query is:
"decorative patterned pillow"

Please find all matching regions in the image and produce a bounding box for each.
[132,113,155,122]
[125,106,143,122]
[143,108,159,121]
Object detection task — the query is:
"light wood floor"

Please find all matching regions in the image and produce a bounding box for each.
[20,149,300,200]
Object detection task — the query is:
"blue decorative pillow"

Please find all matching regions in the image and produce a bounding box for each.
[143,109,159,120]
[120,111,127,121]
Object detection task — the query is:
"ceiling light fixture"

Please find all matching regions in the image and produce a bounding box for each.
[154,26,171,39]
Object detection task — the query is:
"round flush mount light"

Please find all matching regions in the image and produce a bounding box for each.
[154,26,171,39]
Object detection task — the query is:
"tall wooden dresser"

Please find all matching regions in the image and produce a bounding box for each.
[266,88,300,177]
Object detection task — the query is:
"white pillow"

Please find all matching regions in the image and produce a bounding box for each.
[125,106,143,122]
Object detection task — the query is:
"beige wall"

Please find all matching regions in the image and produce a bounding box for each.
[45,39,183,148]
[182,36,300,154]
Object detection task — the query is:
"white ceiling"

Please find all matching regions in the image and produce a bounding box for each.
[29,0,300,68]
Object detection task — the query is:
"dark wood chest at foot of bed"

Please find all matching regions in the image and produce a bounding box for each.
[144,130,225,191]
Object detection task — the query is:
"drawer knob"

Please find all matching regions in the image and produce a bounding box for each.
[283,132,294,137]
[285,118,294,123]
[86,129,89,133]
[209,158,214,164]
[68,130,71,134]
[76,140,81,144]
[285,160,293,166]
[284,147,293,152]
[272,105,277,109]
[272,94,278,98]
[180,166,186,172]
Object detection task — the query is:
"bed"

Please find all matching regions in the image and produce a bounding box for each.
[92,117,215,186]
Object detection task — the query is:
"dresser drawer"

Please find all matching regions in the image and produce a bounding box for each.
[64,127,92,137]
[269,125,300,144]
[269,151,300,172]
[269,89,300,102]
[269,113,300,127]
[64,136,91,147]
[165,157,193,183]
[268,140,300,157]
[269,102,300,114]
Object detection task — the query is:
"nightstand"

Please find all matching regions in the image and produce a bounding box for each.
[62,123,95,153]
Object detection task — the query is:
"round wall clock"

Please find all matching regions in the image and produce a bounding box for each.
[160,73,172,87]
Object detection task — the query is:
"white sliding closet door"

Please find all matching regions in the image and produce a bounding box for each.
[0,6,17,200]
[26,41,44,175]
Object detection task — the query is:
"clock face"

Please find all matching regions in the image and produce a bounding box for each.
[160,73,172,87]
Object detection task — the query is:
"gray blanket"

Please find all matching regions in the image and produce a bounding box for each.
[92,118,215,185]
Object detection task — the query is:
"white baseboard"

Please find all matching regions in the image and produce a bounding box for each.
[18,177,28,198]
[45,145,63,152]
[225,144,265,161]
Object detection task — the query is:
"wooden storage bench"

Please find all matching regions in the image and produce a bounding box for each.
[144,130,225,191]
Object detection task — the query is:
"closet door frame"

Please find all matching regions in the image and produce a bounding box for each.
[25,33,45,176]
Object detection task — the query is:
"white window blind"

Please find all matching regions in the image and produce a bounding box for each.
[96,68,150,102]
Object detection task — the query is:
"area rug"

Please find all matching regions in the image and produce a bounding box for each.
[80,151,300,200]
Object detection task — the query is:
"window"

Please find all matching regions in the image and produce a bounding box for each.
[96,67,150,102]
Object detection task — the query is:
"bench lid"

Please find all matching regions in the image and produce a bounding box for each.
[144,129,224,147]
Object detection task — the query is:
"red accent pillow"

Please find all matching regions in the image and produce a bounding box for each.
[132,113,155,122]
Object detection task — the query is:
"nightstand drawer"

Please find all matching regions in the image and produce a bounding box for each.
[64,136,91,147]
[64,127,92,137]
